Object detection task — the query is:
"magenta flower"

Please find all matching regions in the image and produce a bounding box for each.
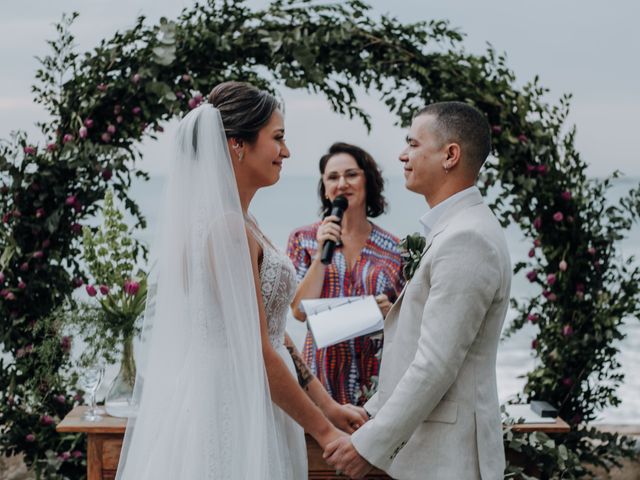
[33,250,44,259]
[188,98,198,109]
[18,281,26,289]
[71,223,82,234]
[533,217,542,230]
[60,336,72,353]
[72,450,83,459]
[40,415,54,426]
[72,277,84,288]
[518,133,528,143]
[132,106,142,115]
[23,146,36,155]
[83,118,94,128]
[553,211,564,222]
[97,83,108,92]
[562,324,574,336]
[562,377,573,387]
[526,270,537,282]
[491,125,502,134]
[5,292,16,301]
[182,73,191,82]
[531,339,538,349]
[537,164,548,174]
[176,91,185,99]
[587,247,596,256]
[561,190,572,201]
[559,260,568,271]
[527,313,539,323]
[0,272,5,284]
[47,143,57,152]
[86,285,97,297]
[101,132,112,143]
[99,285,110,295]
[36,208,45,218]
[114,104,122,114]
[526,164,536,173]
[107,124,116,134]
[62,133,74,144]
[124,280,140,296]
[25,434,36,442]
[1,212,9,224]
[65,195,77,206]
[59,451,71,461]
[528,248,535,258]
[19,262,29,272]
[55,394,66,404]
[102,168,113,181]
[547,273,557,285]
[132,73,141,83]
[116,115,124,124]
[79,126,88,139]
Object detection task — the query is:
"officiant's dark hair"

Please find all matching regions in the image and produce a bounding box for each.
[208,81,280,144]
[417,102,491,171]
[318,142,387,218]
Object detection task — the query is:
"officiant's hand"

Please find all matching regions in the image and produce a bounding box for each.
[316,215,342,254]
[375,293,392,317]
[324,436,373,479]
[326,402,368,433]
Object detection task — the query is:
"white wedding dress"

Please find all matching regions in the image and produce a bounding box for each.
[246,216,308,479]
[115,104,307,479]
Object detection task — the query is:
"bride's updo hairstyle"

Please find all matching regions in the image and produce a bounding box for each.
[208,81,280,144]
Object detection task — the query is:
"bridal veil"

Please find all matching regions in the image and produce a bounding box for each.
[116,104,287,479]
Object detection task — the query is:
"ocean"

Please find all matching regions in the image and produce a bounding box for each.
[126,173,640,424]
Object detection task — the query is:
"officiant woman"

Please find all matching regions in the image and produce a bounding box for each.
[287,142,404,406]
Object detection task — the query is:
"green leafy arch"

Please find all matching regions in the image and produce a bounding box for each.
[2,1,639,477]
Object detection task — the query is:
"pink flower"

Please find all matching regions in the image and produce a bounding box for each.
[60,336,71,353]
[526,164,536,173]
[132,73,141,83]
[562,324,574,336]
[553,211,564,222]
[561,190,572,201]
[537,164,548,175]
[587,247,596,256]
[25,434,36,442]
[107,124,116,135]
[5,292,16,301]
[79,126,88,139]
[528,248,535,258]
[72,277,84,288]
[40,415,54,426]
[533,217,542,230]
[518,133,528,143]
[72,450,83,459]
[116,115,124,124]
[547,273,557,285]
[71,223,82,234]
[65,195,77,206]
[0,272,5,284]
[97,83,108,92]
[47,143,57,152]
[23,146,36,155]
[83,118,94,128]
[132,106,142,115]
[102,168,113,180]
[527,313,539,323]
[18,281,26,289]
[562,377,573,387]
[526,270,537,282]
[188,98,198,109]
[62,134,74,144]
[123,280,140,296]
[99,285,110,295]
[33,251,44,259]
[182,74,191,82]
[1,212,9,224]
[193,93,203,103]
[531,339,538,349]
[55,394,66,404]
[491,125,502,134]
[19,262,29,272]
[59,451,71,461]
[86,285,97,297]
[114,105,122,114]
[36,208,45,218]
[101,132,112,143]
[176,91,185,99]
[559,260,568,271]
[548,293,557,302]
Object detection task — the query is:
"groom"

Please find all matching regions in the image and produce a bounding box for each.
[325,102,511,479]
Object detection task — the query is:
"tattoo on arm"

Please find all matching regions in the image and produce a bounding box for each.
[285,338,313,390]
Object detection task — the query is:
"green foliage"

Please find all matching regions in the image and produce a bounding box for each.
[1,0,639,478]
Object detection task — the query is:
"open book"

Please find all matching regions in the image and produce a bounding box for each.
[300,296,383,349]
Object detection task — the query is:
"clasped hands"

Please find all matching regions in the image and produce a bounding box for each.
[323,403,373,479]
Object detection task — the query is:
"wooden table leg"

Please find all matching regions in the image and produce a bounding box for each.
[87,434,103,480]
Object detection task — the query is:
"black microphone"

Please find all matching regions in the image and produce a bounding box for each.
[321,195,349,265]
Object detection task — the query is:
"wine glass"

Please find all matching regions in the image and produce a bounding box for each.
[78,361,105,422]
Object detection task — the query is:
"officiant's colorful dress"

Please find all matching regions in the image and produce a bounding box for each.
[287,222,404,406]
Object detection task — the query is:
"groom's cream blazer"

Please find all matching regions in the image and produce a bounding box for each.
[351,190,511,480]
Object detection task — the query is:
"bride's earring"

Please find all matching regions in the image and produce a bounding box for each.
[233,143,244,162]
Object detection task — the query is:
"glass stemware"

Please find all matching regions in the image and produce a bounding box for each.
[78,362,105,422]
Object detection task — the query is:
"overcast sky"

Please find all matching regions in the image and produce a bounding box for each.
[1,0,639,179]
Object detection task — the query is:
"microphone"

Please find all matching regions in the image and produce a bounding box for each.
[321,195,349,265]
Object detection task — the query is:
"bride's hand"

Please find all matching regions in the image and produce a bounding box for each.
[326,402,369,433]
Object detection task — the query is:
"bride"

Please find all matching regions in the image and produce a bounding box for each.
[115,82,368,479]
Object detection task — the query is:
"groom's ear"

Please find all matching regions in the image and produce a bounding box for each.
[443,143,462,170]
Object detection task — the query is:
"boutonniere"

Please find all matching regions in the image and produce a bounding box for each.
[399,232,426,281]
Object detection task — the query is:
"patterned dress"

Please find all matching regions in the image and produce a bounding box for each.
[286,221,404,406]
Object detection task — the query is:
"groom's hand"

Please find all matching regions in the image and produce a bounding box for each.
[324,436,373,479]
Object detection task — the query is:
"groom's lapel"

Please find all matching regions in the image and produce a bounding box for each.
[390,190,484,310]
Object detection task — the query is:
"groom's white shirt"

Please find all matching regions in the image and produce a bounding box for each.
[351,188,511,480]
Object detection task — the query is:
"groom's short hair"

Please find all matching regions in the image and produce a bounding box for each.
[416,102,491,172]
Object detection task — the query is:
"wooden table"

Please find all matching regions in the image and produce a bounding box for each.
[57,406,569,480]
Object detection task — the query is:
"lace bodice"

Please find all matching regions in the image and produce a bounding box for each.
[245,217,297,348]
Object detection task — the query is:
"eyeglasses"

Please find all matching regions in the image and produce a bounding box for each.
[323,169,364,184]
